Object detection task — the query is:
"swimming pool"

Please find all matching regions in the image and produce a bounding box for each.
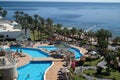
[17,61,52,80]
[38,46,82,59]
[10,47,49,58]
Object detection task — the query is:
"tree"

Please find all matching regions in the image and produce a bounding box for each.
[87,30,95,44]
[34,14,40,40]
[0,7,7,18]
[14,11,20,22]
[116,47,120,61]
[22,13,29,36]
[95,29,112,52]
[78,56,86,66]
[113,37,120,44]
[78,29,83,40]
[71,27,77,41]
[56,23,62,29]
[46,18,53,28]
[104,50,118,71]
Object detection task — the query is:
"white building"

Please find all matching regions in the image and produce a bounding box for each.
[0,18,30,40]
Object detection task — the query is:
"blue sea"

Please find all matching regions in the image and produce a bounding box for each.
[0,1,120,37]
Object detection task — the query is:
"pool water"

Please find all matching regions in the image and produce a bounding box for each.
[38,46,82,59]
[10,47,49,58]
[17,61,52,80]
[38,46,58,51]
[69,47,82,59]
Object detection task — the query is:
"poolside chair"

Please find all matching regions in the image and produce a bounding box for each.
[58,75,65,80]
[19,54,26,57]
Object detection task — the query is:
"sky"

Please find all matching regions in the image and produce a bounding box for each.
[1,0,120,2]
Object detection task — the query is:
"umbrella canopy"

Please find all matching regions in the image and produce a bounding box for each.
[55,41,70,49]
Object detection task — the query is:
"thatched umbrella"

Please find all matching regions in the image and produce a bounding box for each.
[54,41,70,49]
[55,41,74,66]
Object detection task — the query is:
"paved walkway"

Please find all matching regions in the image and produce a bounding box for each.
[78,64,111,80]
[16,54,31,68]
[33,42,88,80]
[46,60,64,80]
[83,74,111,80]
[31,57,54,61]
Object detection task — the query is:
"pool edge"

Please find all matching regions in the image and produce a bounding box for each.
[44,61,54,80]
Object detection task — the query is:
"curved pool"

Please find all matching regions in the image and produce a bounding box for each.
[17,61,52,80]
[38,46,82,59]
[10,47,49,58]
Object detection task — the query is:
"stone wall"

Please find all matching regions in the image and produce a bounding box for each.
[1,67,18,80]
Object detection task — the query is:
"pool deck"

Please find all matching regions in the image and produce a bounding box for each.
[31,57,63,62]
[33,42,87,80]
[31,57,54,61]
[46,60,64,80]
[9,42,87,80]
[16,54,31,68]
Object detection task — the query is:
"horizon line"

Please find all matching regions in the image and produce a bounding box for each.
[0,1,120,3]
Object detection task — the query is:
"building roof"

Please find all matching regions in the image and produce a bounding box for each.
[0,19,21,32]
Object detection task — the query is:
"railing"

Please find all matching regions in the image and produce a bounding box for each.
[6,52,16,65]
[0,51,16,69]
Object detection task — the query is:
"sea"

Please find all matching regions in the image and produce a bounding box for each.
[0,1,120,38]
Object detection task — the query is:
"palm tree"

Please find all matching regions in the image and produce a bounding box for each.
[0,7,7,18]
[30,23,35,40]
[56,23,62,29]
[46,18,53,28]
[1,10,7,18]
[96,29,112,51]
[104,50,118,72]
[39,24,45,40]
[39,17,45,26]
[87,31,95,44]
[113,37,120,44]
[71,27,77,41]
[78,29,83,40]
[22,13,29,36]
[34,14,40,40]
[28,16,35,40]
[14,11,20,22]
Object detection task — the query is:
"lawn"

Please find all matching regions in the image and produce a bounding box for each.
[71,74,87,80]
[84,69,120,80]
[30,30,50,41]
[83,58,102,66]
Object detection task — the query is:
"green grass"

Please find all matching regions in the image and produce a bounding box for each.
[83,58,102,66]
[30,30,50,41]
[84,69,120,80]
[71,74,87,80]
[68,68,87,80]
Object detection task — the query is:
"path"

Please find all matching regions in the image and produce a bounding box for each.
[46,60,64,80]
[75,66,111,80]
[83,74,111,80]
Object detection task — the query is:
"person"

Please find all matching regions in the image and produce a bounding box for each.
[71,60,76,71]
[20,49,22,53]
[15,49,18,54]
[27,74,30,78]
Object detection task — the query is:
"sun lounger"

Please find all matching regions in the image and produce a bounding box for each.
[57,71,62,75]
[58,75,65,80]
[20,54,26,57]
